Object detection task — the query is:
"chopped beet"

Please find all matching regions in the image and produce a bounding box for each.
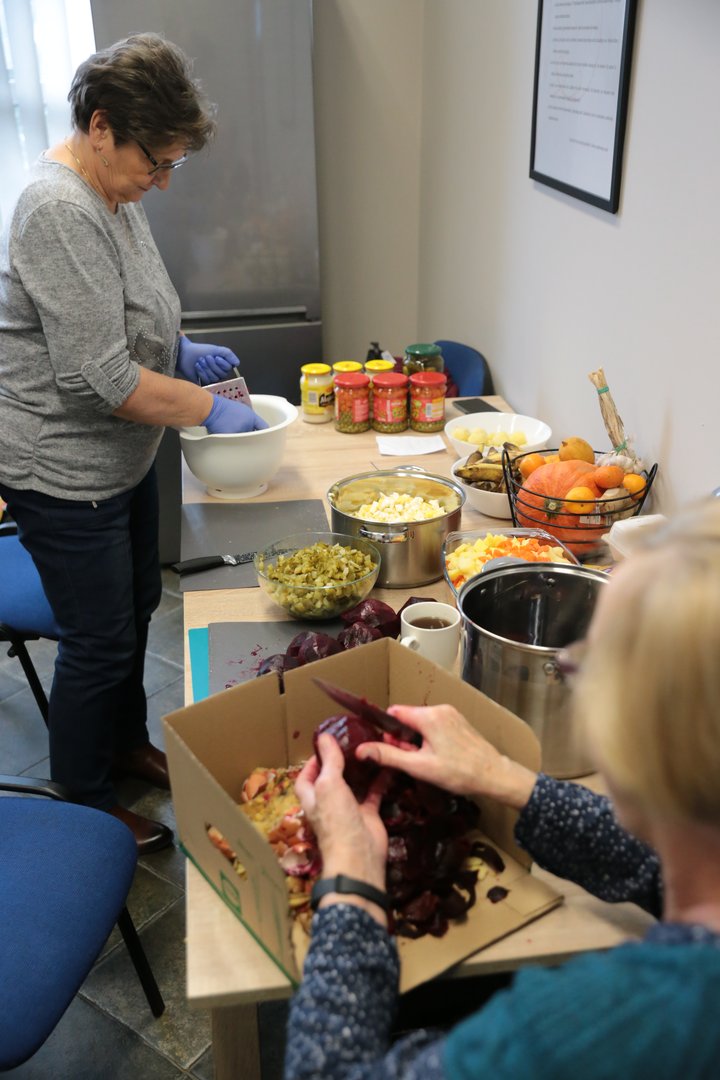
[487,885,509,903]
[297,633,343,665]
[471,841,506,875]
[285,631,315,661]
[340,598,400,639]
[256,654,286,677]
[337,622,383,650]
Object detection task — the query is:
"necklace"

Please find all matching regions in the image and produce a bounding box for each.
[63,140,94,186]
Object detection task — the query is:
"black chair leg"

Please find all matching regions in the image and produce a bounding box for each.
[116,906,165,1017]
[7,638,50,727]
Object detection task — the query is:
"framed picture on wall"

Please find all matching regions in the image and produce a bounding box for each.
[529,0,638,213]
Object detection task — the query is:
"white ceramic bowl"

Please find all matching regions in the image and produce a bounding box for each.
[445,413,551,459]
[451,455,513,520]
[180,395,298,499]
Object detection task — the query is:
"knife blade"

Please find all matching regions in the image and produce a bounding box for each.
[312,676,421,746]
[171,552,256,576]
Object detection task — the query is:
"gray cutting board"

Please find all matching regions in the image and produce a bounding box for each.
[178,500,329,592]
[208,619,344,695]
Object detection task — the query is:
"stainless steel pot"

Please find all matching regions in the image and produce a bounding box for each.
[458,562,608,778]
[327,467,465,587]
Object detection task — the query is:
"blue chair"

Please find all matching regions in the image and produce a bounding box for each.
[0,775,165,1070]
[0,530,60,725]
[434,340,495,397]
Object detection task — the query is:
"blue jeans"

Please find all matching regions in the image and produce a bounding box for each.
[0,468,162,809]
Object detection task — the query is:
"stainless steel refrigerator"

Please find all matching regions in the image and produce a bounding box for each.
[90,0,322,402]
[89,0,323,560]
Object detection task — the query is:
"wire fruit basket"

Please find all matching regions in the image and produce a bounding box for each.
[501,449,658,559]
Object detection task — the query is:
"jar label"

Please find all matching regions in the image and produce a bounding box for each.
[373,396,406,423]
[411,397,445,422]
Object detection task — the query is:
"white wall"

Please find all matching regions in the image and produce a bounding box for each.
[312,1,423,364]
[314,0,720,509]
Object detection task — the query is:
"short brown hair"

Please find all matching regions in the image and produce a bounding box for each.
[68,33,216,152]
[577,497,720,825]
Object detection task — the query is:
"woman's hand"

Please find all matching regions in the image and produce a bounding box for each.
[356,704,537,811]
[295,734,389,922]
[175,337,240,385]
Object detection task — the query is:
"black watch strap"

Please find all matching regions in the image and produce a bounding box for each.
[310,874,390,913]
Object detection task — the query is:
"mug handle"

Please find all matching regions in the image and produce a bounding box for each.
[399,635,420,652]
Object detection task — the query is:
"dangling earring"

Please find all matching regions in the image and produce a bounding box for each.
[96,147,110,167]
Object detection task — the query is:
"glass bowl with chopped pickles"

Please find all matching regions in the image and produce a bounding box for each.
[254,532,381,620]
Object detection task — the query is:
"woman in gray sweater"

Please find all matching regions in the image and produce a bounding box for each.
[0,34,265,851]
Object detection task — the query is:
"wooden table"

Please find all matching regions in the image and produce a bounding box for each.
[180,399,654,1079]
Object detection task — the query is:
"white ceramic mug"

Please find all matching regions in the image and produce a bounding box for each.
[399,601,461,669]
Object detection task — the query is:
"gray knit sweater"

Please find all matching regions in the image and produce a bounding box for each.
[0,156,181,500]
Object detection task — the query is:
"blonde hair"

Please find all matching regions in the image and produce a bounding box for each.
[576,497,720,824]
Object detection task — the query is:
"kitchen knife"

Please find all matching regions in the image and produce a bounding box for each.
[312,676,422,746]
[171,552,256,576]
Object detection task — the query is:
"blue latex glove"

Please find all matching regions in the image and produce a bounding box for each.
[176,336,240,385]
[203,394,269,434]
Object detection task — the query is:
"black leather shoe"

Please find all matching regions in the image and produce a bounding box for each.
[113,743,171,790]
[106,804,173,855]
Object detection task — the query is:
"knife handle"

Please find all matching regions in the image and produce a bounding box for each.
[171,555,228,575]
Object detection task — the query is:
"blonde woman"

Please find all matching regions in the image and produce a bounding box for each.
[285,498,720,1079]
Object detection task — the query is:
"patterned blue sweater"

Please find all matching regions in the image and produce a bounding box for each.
[284,775,720,1079]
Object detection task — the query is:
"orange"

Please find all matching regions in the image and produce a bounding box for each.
[564,486,598,514]
[622,473,647,500]
[559,437,595,464]
[591,464,625,490]
[518,452,547,480]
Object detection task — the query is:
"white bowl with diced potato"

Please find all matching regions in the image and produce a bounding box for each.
[444,413,552,459]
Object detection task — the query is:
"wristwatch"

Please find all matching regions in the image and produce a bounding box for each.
[310,874,390,912]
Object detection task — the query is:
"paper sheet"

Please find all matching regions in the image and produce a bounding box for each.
[376,435,447,455]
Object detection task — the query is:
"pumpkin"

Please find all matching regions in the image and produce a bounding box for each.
[515,459,606,554]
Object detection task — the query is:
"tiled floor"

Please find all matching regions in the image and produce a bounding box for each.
[1,569,287,1079]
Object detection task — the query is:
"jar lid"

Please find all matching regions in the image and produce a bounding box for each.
[409,371,447,386]
[372,372,408,388]
[301,363,332,375]
[332,361,364,372]
[405,343,444,358]
[364,359,396,372]
[334,372,370,388]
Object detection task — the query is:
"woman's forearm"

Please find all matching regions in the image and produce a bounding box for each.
[113,366,214,428]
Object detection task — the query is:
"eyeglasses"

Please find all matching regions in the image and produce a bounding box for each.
[555,639,589,679]
[136,141,188,175]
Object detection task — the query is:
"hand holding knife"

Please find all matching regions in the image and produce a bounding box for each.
[312,676,422,747]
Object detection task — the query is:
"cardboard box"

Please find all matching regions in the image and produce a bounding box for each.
[164,637,562,993]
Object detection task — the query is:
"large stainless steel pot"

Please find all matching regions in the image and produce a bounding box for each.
[458,562,608,778]
[327,467,465,587]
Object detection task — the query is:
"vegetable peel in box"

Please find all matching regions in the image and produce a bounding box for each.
[163,638,563,993]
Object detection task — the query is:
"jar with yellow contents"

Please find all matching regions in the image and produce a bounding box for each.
[300,363,334,423]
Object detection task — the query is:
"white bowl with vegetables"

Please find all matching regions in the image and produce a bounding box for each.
[254,532,381,620]
[445,413,551,459]
[451,454,513,519]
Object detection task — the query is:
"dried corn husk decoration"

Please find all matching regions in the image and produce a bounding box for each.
[588,367,644,472]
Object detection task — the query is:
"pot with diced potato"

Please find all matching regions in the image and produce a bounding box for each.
[327,468,465,587]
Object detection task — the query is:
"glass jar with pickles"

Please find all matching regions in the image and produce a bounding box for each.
[403,343,444,376]
[334,372,371,433]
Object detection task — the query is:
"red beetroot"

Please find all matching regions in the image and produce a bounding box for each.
[313,712,381,800]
